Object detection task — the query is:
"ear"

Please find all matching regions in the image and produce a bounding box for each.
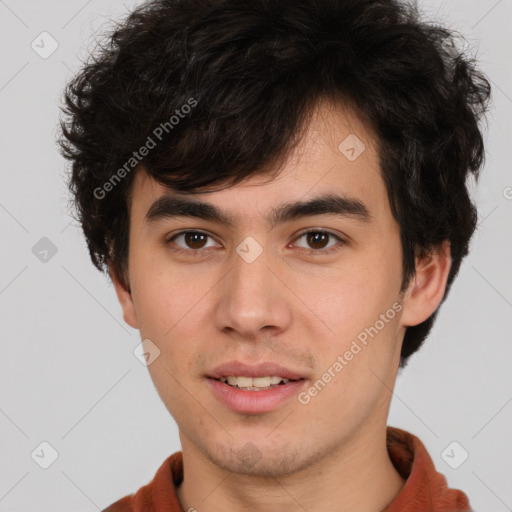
[110,264,139,329]
[400,240,452,327]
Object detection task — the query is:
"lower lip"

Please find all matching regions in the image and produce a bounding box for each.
[207,378,307,414]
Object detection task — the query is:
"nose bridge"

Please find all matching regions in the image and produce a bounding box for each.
[214,237,291,336]
[232,243,271,300]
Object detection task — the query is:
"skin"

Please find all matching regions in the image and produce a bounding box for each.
[112,100,451,512]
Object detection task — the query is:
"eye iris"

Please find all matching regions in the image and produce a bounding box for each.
[185,232,207,249]
[307,232,329,250]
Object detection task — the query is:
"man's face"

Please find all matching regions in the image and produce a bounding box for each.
[117,102,410,476]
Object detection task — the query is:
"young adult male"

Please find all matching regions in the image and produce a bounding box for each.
[59,0,491,510]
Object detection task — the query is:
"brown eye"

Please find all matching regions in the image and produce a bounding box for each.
[183,232,208,249]
[293,230,345,253]
[167,231,218,252]
[305,232,330,250]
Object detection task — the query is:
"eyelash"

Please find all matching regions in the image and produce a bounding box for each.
[165,229,346,257]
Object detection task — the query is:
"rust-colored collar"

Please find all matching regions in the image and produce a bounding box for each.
[104,426,471,512]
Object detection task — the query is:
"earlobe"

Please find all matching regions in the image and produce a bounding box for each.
[400,240,452,327]
[109,264,139,329]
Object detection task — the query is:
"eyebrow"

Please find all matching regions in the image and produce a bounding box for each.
[145,192,371,228]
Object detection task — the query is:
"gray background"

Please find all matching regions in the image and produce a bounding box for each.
[0,0,511,510]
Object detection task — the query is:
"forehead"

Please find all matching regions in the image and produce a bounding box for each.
[129,99,386,221]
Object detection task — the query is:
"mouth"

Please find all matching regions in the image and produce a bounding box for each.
[206,376,308,414]
[205,361,309,413]
[206,362,309,413]
[211,375,304,391]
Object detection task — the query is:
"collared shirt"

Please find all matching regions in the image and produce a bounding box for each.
[103,426,471,512]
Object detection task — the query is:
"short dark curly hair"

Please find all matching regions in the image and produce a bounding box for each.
[59,0,491,367]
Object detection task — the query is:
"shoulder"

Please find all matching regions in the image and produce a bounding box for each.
[101,452,183,512]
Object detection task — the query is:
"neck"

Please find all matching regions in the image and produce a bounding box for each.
[176,421,405,512]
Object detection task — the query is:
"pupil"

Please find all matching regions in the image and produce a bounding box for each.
[308,232,328,249]
[186,233,206,249]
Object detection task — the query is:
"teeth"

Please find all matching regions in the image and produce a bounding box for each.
[220,376,291,388]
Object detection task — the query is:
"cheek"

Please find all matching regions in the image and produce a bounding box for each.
[299,307,403,430]
[129,247,196,337]
[299,239,403,387]
[304,250,401,340]
[129,255,211,372]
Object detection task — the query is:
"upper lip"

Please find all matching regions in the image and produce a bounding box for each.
[207,361,307,381]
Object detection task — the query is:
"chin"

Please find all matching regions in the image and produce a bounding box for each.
[202,438,316,478]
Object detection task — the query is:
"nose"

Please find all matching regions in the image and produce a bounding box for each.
[212,242,293,339]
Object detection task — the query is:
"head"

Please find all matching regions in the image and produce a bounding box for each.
[60,0,490,476]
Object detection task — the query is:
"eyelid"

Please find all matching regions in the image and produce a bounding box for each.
[293,227,346,242]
